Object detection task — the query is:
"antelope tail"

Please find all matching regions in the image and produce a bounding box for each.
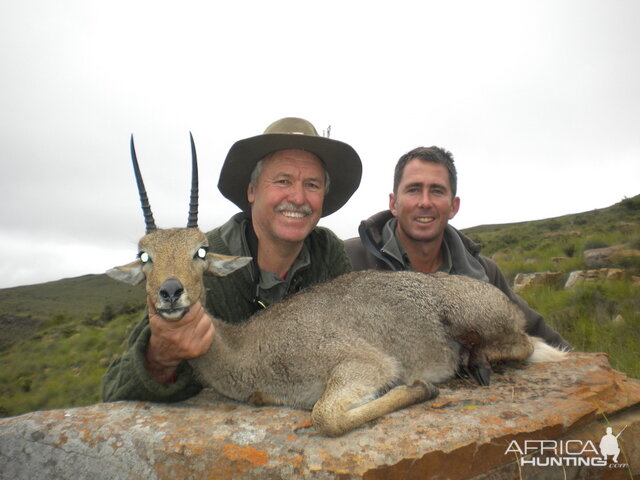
[527,337,568,363]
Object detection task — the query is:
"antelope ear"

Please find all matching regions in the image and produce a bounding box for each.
[206,253,252,277]
[106,260,146,285]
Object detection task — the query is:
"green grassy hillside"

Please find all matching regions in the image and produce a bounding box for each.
[463,195,640,280]
[0,274,144,352]
[0,307,141,417]
[0,195,638,418]
[0,274,145,320]
[464,195,640,377]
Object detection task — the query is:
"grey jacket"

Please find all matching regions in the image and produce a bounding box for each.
[344,210,572,350]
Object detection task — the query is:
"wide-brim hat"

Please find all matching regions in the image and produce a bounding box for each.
[218,117,362,217]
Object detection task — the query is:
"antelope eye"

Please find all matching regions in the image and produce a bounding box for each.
[196,247,208,259]
[138,252,151,263]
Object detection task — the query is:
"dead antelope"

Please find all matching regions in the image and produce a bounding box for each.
[108,136,566,436]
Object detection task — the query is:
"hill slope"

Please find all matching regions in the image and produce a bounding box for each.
[0,274,145,352]
[0,274,145,320]
[462,194,640,280]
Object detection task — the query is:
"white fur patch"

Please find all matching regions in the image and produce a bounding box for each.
[528,339,568,363]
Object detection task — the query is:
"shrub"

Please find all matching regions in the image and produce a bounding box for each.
[542,219,562,232]
[620,196,640,211]
[630,237,640,250]
[100,305,116,323]
[583,238,610,250]
[562,244,576,258]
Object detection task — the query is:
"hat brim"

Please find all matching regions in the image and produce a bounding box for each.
[218,133,362,217]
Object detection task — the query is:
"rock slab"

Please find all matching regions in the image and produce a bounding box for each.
[583,245,640,269]
[1,353,639,479]
[513,271,564,293]
[564,268,628,289]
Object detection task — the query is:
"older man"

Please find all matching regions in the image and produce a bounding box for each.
[345,146,571,351]
[103,117,362,402]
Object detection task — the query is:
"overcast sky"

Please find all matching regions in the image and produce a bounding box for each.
[1,0,639,289]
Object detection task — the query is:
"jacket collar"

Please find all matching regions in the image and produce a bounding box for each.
[359,210,483,253]
[358,210,487,279]
[357,211,402,269]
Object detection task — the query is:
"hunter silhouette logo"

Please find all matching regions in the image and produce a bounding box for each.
[505,425,628,468]
[599,426,626,463]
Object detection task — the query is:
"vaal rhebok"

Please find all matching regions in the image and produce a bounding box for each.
[108,135,566,436]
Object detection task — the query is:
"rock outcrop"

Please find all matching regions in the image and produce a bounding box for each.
[564,268,628,289]
[512,268,634,291]
[1,353,639,479]
[584,245,640,269]
[513,271,564,293]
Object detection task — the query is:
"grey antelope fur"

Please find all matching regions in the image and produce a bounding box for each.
[107,135,567,436]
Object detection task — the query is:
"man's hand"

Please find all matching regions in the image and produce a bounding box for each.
[144,298,215,385]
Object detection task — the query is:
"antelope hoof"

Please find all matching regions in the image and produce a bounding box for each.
[410,380,439,401]
[469,364,492,386]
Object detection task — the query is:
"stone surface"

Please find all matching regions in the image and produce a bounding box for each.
[612,314,625,325]
[542,231,581,238]
[584,245,640,269]
[490,252,511,263]
[1,353,639,479]
[513,271,564,293]
[565,268,628,289]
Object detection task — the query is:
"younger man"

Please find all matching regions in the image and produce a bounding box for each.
[345,146,570,350]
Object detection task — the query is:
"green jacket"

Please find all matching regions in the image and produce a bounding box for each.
[344,210,572,351]
[102,214,351,402]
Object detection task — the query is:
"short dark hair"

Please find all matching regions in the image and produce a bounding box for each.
[393,146,457,197]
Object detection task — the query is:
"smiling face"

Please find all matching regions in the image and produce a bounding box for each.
[389,158,460,248]
[247,149,326,248]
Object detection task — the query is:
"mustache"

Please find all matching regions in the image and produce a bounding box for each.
[275,202,313,215]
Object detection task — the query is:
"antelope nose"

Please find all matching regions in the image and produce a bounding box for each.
[159,279,184,304]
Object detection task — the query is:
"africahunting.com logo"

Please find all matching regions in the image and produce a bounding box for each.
[504,425,629,468]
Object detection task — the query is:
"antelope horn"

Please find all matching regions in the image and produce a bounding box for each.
[130,135,157,234]
[186,132,199,229]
